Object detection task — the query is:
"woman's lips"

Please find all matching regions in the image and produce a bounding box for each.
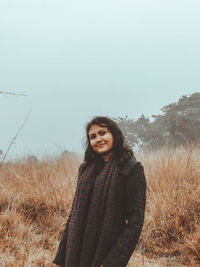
[97,143,105,148]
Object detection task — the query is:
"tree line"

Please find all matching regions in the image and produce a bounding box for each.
[114,92,200,150]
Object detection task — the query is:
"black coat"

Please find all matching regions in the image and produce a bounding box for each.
[53,158,146,267]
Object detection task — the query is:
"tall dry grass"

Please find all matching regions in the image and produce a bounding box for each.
[0,154,80,266]
[138,144,200,266]
[0,145,199,266]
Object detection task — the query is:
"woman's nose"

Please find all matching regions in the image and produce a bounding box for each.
[96,135,102,142]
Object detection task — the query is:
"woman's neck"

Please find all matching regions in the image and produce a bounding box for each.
[102,151,113,162]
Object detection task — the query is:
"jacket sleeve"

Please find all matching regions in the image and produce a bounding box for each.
[53,211,72,266]
[102,162,146,267]
[53,162,86,266]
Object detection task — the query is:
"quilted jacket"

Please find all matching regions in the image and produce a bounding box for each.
[53,158,146,267]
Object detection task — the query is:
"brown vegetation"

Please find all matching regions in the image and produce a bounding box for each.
[0,146,199,266]
[139,144,200,266]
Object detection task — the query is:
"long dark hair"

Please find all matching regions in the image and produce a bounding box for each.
[84,116,134,166]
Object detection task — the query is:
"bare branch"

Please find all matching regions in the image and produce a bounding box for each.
[0,111,32,168]
[0,90,27,97]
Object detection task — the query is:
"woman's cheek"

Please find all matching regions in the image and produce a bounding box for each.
[91,141,96,149]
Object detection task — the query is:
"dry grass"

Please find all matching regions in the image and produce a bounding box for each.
[137,144,200,266]
[0,145,199,266]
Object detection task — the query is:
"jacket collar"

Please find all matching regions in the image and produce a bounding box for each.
[119,158,138,176]
[80,158,138,177]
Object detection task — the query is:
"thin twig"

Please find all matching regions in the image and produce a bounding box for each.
[0,111,32,168]
[0,90,27,97]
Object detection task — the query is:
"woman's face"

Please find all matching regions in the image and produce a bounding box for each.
[88,124,114,160]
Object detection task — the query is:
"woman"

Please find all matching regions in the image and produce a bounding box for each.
[53,116,146,267]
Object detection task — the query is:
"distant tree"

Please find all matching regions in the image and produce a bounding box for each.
[114,92,200,150]
[134,115,165,149]
[114,116,138,149]
[153,92,200,146]
[114,115,165,150]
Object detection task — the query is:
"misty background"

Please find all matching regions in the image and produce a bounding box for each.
[1,0,200,159]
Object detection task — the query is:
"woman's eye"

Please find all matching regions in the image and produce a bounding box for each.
[100,131,106,135]
[90,135,96,140]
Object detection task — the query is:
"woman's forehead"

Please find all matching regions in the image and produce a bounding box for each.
[88,124,108,134]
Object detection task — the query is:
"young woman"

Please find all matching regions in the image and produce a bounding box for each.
[53,116,146,267]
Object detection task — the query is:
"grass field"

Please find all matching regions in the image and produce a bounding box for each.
[0,145,199,266]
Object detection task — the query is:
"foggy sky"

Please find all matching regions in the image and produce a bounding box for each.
[1,0,200,159]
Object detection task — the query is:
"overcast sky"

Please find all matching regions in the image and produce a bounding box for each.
[1,0,200,159]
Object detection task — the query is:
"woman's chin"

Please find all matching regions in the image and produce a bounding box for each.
[97,149,107,154]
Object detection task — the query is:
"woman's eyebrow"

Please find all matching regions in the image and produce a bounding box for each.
[89,128,107,136]
[98,129,106,133]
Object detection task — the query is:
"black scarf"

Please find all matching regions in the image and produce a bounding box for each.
[64,156,119,267]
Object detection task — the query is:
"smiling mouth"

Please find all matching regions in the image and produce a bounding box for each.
[97,143,106,147]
